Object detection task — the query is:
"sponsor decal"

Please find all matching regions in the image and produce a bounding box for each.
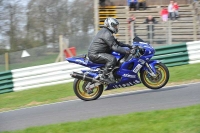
[122,74,136,78]
[75,59,88,65]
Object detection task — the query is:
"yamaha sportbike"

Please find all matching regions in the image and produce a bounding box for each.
[67,37,169,101]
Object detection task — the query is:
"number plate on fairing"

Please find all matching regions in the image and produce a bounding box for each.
[133,64,142,73]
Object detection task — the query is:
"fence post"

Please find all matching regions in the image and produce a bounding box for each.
[130,21,135,44]
[193,15,197,40]
[5,52,9,71]
[164,22,168,45]
[125,6,129,44]
[94,0,99,34]
[150,24,153,45]
[55,35,65,62]
[168,21,172,45]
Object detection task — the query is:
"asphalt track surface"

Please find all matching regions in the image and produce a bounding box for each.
[0,82,200,132]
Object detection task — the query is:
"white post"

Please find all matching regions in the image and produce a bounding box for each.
[94,0,99,34]
[55,35,65,62]
[168,21,172,45]
[5,52,9,71]
[193,15,197,41]
[130,21,134,44]
[125,6,129,44]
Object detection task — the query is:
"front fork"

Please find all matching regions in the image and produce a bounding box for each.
[145,62,157,77]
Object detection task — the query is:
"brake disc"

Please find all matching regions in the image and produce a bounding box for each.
[147,69,162,83]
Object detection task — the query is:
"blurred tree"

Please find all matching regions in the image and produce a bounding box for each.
[0,0,94,52]
[0,0,25,51]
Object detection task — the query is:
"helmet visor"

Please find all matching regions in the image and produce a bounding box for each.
[114,24,119,33]
[112,23,119,30]
[111,22,119,28]
[111,21,119,33]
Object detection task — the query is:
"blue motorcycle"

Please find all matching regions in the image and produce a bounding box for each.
[67,37,169,101]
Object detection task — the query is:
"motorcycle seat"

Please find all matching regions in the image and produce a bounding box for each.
[74,54,87,58]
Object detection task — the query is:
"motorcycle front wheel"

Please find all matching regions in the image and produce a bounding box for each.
[73,79,104,101]
[140,63,169,89]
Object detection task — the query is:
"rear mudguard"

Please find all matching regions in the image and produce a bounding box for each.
[141,60,161,73]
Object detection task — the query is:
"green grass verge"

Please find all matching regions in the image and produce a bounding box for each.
[1,63,200,112]
[2,104,200,133]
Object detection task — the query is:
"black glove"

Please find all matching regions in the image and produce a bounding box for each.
[127,45,133,49]
[130,49,136,54]
[116,40,132,48]
[123,44,132,49]
[130,45,136,49]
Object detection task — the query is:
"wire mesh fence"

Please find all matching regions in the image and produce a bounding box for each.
[130,20,200,47]
[101,0,193,6]
[0,33,94,72]
[0,45,59,72]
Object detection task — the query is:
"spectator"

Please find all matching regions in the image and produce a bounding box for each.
[160,6,168,22]
[138,0,146,10]
[173,2,179,19]
[144,15,157,24]
[127,0,139,11]
[168,0,175,20]
[144,15,157,42]
[128,14,136,24]
[99,0,106,7]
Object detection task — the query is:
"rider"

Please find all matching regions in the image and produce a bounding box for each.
[88,17,133,84]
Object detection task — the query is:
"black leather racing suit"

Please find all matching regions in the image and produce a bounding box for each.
[88,27,131,77]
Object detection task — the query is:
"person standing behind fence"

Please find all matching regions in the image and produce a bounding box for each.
[168,0,175,20]
[144,15,157,42]
[128,14,136,24]
[173,2,179,20]
[160,6,168,22]
[127,0,139,11]
[138,0,146,10]
[99,0,106,7]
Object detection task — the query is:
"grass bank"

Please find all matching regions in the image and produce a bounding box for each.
[0,63,200,112]
[2,104,200,133]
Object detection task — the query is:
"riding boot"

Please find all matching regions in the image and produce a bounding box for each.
[100,67,115,84]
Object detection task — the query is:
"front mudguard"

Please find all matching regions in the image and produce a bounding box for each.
[141,60,161,74]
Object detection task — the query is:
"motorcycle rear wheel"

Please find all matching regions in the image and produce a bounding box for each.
[140,63,169,89]
[73,79,104,101]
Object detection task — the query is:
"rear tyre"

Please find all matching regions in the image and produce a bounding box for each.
[73,79,104,101]
[140,63,169,89]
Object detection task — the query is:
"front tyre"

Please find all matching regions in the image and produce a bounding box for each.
[73,79,104,101]
[140,63,169,89]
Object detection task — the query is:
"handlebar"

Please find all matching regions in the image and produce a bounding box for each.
[130,45,145,58]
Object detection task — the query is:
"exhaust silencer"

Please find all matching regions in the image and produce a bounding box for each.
[70,72,99,83]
